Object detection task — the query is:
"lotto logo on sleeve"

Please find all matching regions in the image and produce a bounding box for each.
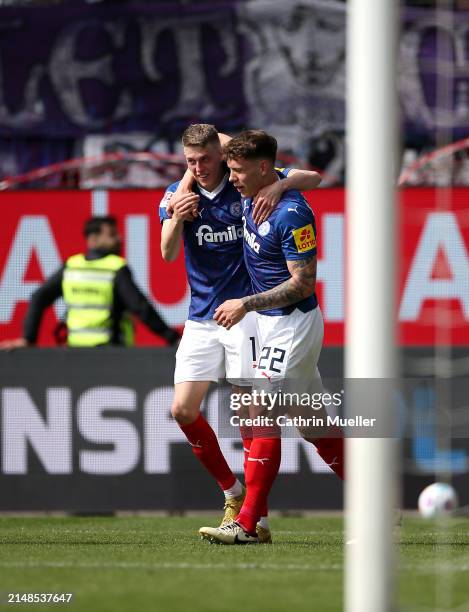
[292,224,316,252]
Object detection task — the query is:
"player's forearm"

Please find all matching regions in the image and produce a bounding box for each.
[242,257,316,312]
[281,169,322,192]
[175,168,195,194]
[242,277,313,313]
[161,219,184,262]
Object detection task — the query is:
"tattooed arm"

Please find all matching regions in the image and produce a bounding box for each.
[213,256,317,329]
[243,256,316,312]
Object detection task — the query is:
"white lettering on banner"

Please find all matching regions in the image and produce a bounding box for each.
[2,388,71,474]
[280,438,334,474]
[77,387,140,475]
[91,190,109,216]
[0,15,238,132]
[49,22,131,128]
[400,20,469,130]
[139,17,237,122]
[0,23,45,128]
[399,212,469,320]
[205,390,244,473]
[143,386,185,474]
[125,215,190,325]
[144,388,247,474]
[0,216,65,323]
[0,385,333,475]
[2,209,468,333]
[317,214,344,321]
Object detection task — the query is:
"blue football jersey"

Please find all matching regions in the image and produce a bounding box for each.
[242,190,318,316]
[159,175,252,320]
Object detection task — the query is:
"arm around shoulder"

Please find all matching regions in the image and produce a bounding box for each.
[280,168,322,192]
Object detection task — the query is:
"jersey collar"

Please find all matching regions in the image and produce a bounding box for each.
[197,173,229,200]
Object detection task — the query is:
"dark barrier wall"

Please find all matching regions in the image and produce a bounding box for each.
[1,348,468,512]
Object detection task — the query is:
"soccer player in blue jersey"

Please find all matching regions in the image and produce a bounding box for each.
[159,124,321,542]
[200,130,344,544]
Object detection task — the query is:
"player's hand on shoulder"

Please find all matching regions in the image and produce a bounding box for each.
[0,337,31,351]
[164,191,175,217]
[167,168,197,217]
[172,192,200,223]
[252,181,284,224]
[213,299,247,330]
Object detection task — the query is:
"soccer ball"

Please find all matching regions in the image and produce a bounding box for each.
[418,482,458,518]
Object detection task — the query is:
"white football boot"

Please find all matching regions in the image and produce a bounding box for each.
[199,521,259,545]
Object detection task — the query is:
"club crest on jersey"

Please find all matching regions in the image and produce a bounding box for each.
[292,224,316,253]
[258,221,270,236]
[230,201,242,217]
[195,224,243,246]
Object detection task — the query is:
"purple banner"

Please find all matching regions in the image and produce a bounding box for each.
[401,7,469,141]
[0,2,246,138]
[1,1,469,183]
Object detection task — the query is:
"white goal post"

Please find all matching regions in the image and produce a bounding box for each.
[345,1,399,611]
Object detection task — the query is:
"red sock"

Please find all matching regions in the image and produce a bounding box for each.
[239,425,252,476]
[236,436,281,534]
[309,426,345,480]
[239,426,268,517]
[180,414,236,491]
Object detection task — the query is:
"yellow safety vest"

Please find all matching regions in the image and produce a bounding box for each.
[62,253,134,347]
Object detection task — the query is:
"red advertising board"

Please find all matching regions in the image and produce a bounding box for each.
[0,188,468,346]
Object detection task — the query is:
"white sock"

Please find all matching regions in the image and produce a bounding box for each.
[258,516,269,529]
[223,479,243,499]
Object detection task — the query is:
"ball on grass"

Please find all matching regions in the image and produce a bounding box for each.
[418,482,458,518]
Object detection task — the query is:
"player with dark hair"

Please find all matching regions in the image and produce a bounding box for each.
[199,130,344,544]
[159,124,322,542]
[0,216,180,349]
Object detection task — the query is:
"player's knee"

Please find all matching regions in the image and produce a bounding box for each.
[171,400,199,425]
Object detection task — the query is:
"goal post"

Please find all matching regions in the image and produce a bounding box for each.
[345,1,399,611]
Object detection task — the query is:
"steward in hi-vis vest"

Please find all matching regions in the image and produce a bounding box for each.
[62,253,133,347]
[0,216,180,350]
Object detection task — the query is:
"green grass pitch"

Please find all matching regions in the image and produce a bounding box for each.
[0,515,468,611]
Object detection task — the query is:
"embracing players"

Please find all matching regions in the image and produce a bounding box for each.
[159,124,321,542]
[200,130,344,544]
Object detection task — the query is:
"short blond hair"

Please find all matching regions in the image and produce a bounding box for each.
[182,124,219,147]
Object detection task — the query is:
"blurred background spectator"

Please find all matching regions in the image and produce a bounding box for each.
[0,216,180,349]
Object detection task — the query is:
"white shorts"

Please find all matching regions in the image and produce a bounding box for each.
[174,312,258,385]
[253,306,324,394]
